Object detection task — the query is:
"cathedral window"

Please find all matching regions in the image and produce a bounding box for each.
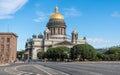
[47,34,49,40]
[61,28,62,34]
[58,28,60,34]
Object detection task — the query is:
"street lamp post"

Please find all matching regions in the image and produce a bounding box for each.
[18,55,21,61]
[63,51,70,62]
[63,51,66,61]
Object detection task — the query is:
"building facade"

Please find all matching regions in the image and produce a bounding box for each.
[25,6,86,59]
[0,32,18,63]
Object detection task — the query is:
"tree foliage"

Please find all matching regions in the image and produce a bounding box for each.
[37,51,46,59]
[46,46,70,61]
[37,44,120,61]
[96,47,120,61]
[96,52,106,60]
[70,44,97,61]
[104,47,120,61]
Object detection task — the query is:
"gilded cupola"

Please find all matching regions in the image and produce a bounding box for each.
[50,6,64,20]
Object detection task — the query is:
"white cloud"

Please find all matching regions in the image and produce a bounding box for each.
[34,7,82,22]
[87,38,120,48]
[33,17,46,22]
[0,0,28,19]
[33,11,50,22]
[111,11,120,17]
[63,7,82,18]
[0,15,13,19]
[87,38,118,44]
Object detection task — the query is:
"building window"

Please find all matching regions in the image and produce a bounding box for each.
[7,38,10,43]
[1,37,4,43]
[47,34,49,40]
[6,44,10,51]
[54,28,55,34]
[61,28,62,35]
[32,42,34,45]
[58,28,60,34]
[52,28,54,35]
[64,28,66,35]
[1,44,4,52]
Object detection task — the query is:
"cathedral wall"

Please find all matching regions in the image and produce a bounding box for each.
[32,48,37,59]
[32,47,44,59]
[77,39,86,44]
[32,38,43,46]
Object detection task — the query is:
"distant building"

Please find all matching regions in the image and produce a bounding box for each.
[0,32,18,63]
[25,6,86,59]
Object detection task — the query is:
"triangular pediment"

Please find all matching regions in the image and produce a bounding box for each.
[54,41,73,46]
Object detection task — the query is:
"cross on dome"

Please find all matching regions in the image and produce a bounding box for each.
[55,5,58,13]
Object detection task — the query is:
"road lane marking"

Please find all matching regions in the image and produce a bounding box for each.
[33,65,69,75]
[4,64,69,75]
[4,65,33,75]
[15,65,34,75]
[5,67,21,74]
[33,65,52,75]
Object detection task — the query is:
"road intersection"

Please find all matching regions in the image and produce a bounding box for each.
[0,62,120,75]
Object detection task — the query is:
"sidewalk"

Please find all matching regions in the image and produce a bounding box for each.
[0,63,9,66]
[15,61,25,63]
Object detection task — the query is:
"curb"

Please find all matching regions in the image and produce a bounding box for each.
[0,63,9,66]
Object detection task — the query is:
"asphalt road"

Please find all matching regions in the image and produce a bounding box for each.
[0,61,120,75]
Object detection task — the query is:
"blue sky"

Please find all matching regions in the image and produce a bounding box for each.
[0,0,120,50]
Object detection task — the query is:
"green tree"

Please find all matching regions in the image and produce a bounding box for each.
[46,46,70,61]
[70,44,97,61]
[105,47,120,54]
[37,51,46,59]
[105,47,120,61]
[96,52,106,61]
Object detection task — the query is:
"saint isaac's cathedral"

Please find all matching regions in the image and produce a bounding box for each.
[25,6,86,59]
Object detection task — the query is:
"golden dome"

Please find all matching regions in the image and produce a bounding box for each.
[50,13,64,19]
[50,6,64,20]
